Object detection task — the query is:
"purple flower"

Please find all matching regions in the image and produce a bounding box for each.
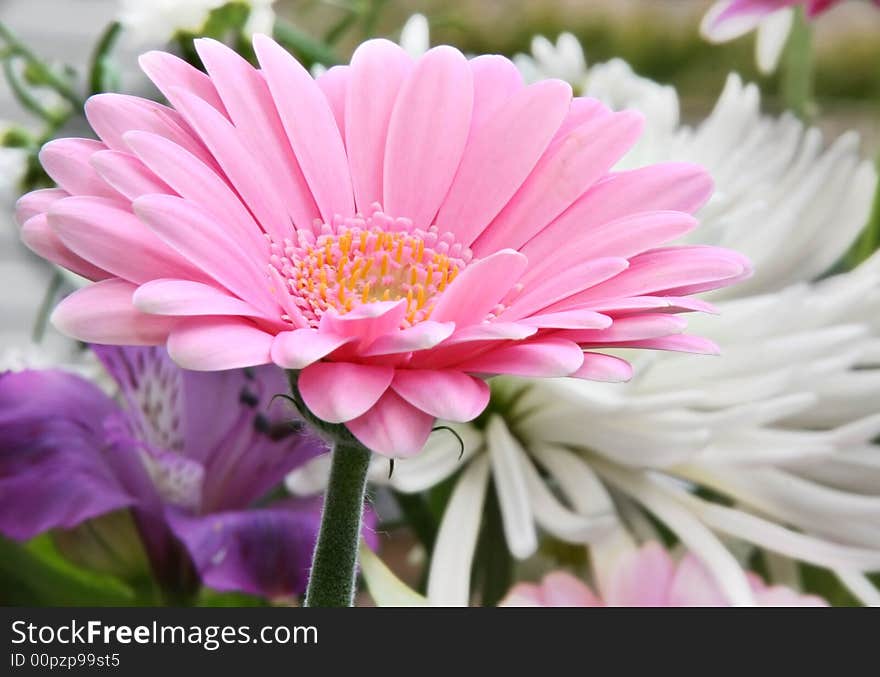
[0,345,332,600]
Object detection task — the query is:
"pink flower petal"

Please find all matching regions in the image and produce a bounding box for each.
[132,194,276,314]
[52,278,175,345]
[667,554,728,607]
[572,352,634,382]
[89,150,172,200]
[253,33,354,222]
[15,188,68,224]
[467,55,524,129]
[520,309,612,330]
[270,329,352,370]
[474,108,644,256]
[316,65,349,135]
[345,389,435,457]
[508,257,630,319]
[552,97,608,140]
[431,249,528,326]
[363,321,456,356]
[456,338,584,377]
[499,583,544,607]
[39,138,122,200]
[609,334,721,355]
[166,86,292,241]
[576,295,718,316]
[539,572,602,607]
[298,362,394,423]
[132,279,272,319]
[85,93,214,167]
[521,211,698,288]
[318,300,407,346]
[408,322,537,370]
[20,214,109,281]
[345,39,413,212]
[446,322,538,343]
[436,79,571,246]
[195,38,320,231]
[391,369,490,421]
[384,45,473,230]
[602,542,677,607]
[166,317,274,370]
[565,313,688,344]
[138,50,227,114]
[573,246,750,302]
[521,163,714,265]
[124,130,269,260]
[48,196,209,285]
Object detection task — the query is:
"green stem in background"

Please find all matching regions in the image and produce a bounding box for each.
[87,22,122,96]
[31,270,63,343]
[286,372,372,607]
[0,22,82,110]
[847,150,880,268]
[474,481,513,607]
[779,7,814,122]
[2,58,65,125]
[305,436,371,607]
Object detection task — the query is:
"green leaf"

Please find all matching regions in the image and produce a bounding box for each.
[800,563,861,607]
[200,2,251,39]
[0,535,136,606]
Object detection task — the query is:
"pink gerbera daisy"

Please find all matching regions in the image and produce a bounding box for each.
[17,36,749,456]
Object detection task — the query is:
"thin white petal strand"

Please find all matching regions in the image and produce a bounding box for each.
[427,456,490,606]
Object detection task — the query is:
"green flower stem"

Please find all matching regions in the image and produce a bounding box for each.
[31,270,63,343]
[305,436,371,607]
[287,372,372,607]
[780,7,814,122]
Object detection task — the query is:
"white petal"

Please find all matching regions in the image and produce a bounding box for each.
[284,454,332,496]
[519,447,617,543]
[427,455,490,606]
[675,490,880,571]
[529,443,616,516]
[755,9,793,75]
[399,14,429,58]
[486,416,538,559]
[835,569,880,607]
[359,544,428,607]
[592,459,756,606]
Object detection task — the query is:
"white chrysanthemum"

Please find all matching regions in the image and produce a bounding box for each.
[289,25,880,606]
[117,0,275,46]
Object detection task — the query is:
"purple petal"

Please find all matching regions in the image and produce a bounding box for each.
[93,346,326,510]
[0,370,135,539]
[166,499,322,598]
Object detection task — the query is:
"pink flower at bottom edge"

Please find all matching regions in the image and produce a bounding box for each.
[500,542,828,607]
[18,36,750,456]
